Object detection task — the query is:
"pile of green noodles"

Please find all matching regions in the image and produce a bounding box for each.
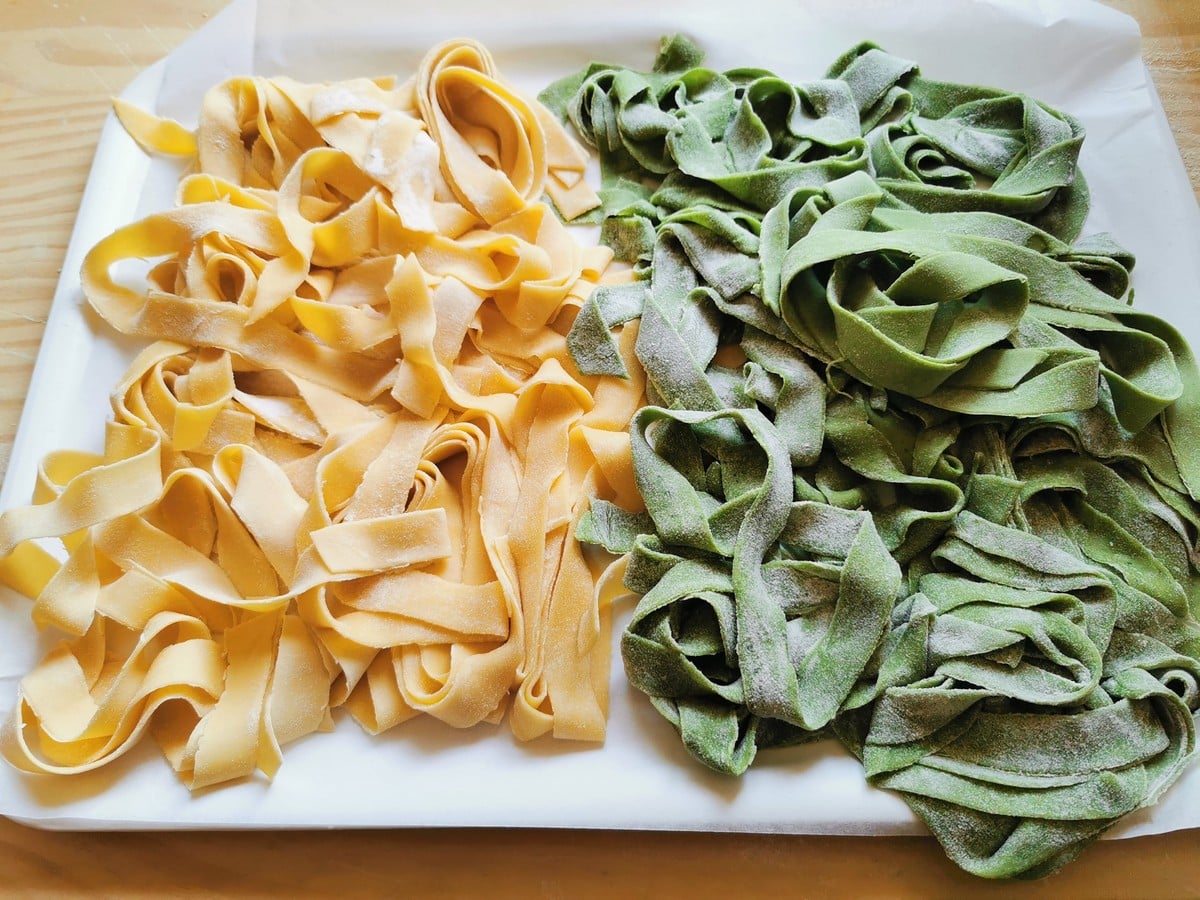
[542,36,1200,879]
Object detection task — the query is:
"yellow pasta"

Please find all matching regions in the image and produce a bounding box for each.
[0,39,643,788]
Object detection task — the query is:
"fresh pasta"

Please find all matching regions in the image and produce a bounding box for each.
[0,38,644,788]
[549,36,1200,879]
[5,27,1198,883]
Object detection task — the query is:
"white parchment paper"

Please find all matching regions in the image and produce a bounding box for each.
[2,0,1199,834]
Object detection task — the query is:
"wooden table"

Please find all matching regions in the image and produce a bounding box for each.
[1,1,1197,895]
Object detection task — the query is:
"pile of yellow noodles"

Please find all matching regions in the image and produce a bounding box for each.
[0,38,644,790]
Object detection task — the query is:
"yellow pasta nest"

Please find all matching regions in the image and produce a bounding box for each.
[0,38,643,790]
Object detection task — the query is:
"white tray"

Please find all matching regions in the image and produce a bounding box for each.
[3,0,1200,834]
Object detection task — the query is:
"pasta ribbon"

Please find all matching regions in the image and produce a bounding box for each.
[417,38,598,224]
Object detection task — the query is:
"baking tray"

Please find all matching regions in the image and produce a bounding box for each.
[3,0,1200,834]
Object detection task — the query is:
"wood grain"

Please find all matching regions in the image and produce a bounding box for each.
[1,2,1198,896]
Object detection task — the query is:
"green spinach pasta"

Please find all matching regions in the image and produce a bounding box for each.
[547,36,1200,880]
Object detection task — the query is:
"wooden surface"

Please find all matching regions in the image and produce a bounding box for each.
[1,1,1198,896]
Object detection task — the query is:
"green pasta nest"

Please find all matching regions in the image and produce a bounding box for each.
[545,36,1200,881]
